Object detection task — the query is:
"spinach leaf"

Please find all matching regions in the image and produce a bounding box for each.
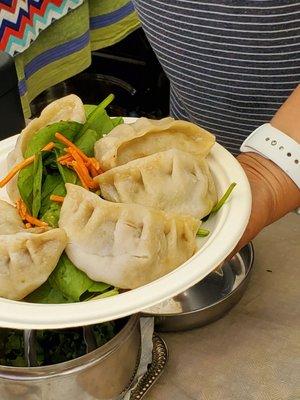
[25,281,71,304]
[24,121,82,158]
[89,288,119,301]
[196,228,210,237]
[99,111,115,135]
[17,164,34,211]
[76,100,123,156]
[88,282,111,293]
[17,121,81,210]
[43,151,60,171]
[55,150,77,184]
[35,152,77,226]
[39,174,66,227]
[48,253,90,301]
[78,94,115,141]
[32,152,43,217]
[211,182,237,213]
[41,203,61,228]
[49,253,114,302]
[84,104,97,117]
[39,175,65,214]
[111,116,124,127]
[79,282,113,301]
[74,128,98,157]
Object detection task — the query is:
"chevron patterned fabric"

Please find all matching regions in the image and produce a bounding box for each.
[0,0,84,56]
[2,1,140,118]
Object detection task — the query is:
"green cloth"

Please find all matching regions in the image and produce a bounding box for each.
[90,1,139,51]
[15,1,140,118]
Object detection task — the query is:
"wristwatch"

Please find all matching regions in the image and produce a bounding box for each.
[240,123,300,189]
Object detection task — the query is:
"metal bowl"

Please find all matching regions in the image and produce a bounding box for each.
[144,243,254,332]
[0,315,141,400]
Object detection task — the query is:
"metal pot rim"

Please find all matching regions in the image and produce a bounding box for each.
[144,242,254,318]
[0,314,140,380]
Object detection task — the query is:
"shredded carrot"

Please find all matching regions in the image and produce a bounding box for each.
[55,132,90,163]
[25,214,48,227]
[58,154,74,166]
[73,160,97,189]
[57,153,73,162]
[91,157,101,171]
[16,199,27,219]
[67,147,99,189]
[59,160,73,167]
[55,132,102,188]
[72,162,89,189]
[50,194,65,203]
[0,155,35,188]
[42,142,55,152]
[56,132,102,173]
[88,163,99,178]
[16,198,48,228]
[67,146,85,165]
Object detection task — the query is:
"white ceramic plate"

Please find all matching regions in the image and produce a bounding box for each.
[0,118,251,329]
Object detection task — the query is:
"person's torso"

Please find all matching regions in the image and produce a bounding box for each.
[133,0,300,153]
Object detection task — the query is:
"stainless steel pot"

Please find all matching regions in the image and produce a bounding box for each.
[0,315,141,400]
[143,243,254,332]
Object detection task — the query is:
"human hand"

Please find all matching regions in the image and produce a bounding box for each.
[233,154,273,252]
[228,85,300,257]
[227,151,300,259]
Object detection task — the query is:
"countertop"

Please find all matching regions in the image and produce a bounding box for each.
[145,213,300,400]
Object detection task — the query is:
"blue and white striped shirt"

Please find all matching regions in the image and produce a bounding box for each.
[132,0,300,154]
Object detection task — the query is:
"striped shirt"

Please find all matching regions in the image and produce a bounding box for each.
[132,0,300,154]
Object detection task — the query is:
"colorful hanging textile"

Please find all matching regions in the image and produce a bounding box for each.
[0,0,83,56]
[0,0,140,117]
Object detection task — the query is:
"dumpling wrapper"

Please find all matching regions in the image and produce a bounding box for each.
[0,199,24,234]
[0,200,67,300]
[96,149,217,219]
[6,94,86,203]
[59,184,200,289]
[94,117,215,171]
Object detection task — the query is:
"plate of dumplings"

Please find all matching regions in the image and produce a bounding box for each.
[0,95,251,329]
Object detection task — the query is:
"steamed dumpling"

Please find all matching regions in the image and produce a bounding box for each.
[95,149,217,219]
[94,117,215,171]
[6,94,86,202]
[0,200,24,234]
[0,200,67,300]
[59,184,200,289]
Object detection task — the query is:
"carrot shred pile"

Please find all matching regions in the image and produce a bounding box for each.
[1,134,100,228]
[55,132,101,189]
[50,194,65,203]
[16,199,48,228]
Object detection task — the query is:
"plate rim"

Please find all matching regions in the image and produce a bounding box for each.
[0,117,251,329]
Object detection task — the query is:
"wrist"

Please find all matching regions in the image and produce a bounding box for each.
[237,152,300,226]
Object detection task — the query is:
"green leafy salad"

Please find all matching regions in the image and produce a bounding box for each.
[15,95,123,304]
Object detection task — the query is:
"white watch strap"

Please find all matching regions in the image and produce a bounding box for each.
[240,123,300,189]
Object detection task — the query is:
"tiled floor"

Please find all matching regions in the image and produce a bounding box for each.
[145,213,300,400]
